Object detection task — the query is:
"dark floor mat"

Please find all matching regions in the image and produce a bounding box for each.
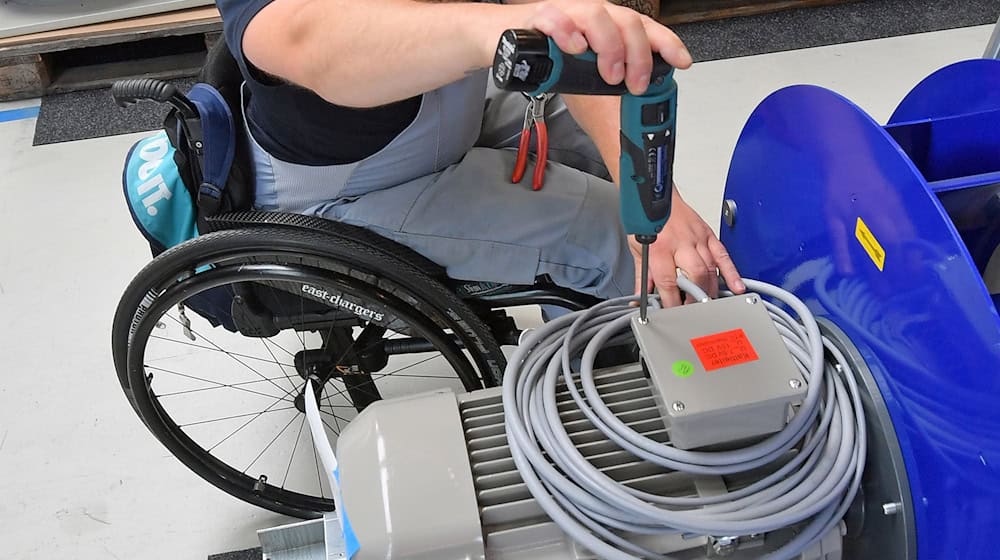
[32,77,195,146]
[673,0,1000,62]
[207,547,262,560]
[30,0,999,145]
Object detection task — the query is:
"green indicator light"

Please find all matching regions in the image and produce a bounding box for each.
[673,360,694,378]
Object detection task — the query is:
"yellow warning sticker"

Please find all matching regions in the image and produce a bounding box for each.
[855,217,885,271]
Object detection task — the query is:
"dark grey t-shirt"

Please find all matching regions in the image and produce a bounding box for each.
[216,0,422,165]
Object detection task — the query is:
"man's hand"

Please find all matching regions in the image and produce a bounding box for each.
[521,0,692,95]
[629,189,746,306]
[527,2,741,304]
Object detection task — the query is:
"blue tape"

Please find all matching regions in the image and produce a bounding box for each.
[0,106,40,123]
[333,468,361,559]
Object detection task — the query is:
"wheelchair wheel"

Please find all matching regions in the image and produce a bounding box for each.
[111,227,505,518]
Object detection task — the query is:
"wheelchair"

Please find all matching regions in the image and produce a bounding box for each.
[110,40,600,519]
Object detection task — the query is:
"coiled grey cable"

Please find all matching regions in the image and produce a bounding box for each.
[502,278,866,560]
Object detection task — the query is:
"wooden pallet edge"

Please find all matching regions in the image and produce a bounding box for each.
[0,9,222,101]
[0,7,222,58]
[0,55,49,101]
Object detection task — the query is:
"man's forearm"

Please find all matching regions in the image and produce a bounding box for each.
[247,0,663,108]
[245,0,532,107]
[561,94,623,184]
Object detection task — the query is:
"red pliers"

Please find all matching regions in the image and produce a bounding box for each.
[512,93,551,191]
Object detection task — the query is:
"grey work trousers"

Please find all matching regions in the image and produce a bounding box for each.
[248,85,635,300]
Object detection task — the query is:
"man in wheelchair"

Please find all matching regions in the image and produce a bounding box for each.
[112,0,745,519]
[226,0,743,305]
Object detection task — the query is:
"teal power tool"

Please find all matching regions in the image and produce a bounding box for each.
[492,29,677,321]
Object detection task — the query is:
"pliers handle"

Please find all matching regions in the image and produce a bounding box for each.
[512,94,551,191]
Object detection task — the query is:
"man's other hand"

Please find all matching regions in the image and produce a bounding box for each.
[629,189,746,306]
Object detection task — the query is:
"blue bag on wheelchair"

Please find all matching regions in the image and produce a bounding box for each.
[120,76,251,253]
[118,40,255,331]
[122,131,199,255]
[120,80,252,331]
[121,122,240,332]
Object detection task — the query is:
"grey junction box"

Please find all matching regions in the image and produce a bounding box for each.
[631,294,807,450]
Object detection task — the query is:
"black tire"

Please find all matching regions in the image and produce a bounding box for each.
[111,227,505,518]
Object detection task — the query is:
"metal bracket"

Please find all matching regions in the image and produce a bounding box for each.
[258,513,347,560]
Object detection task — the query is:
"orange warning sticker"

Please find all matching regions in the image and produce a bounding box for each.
[690,329,760,371]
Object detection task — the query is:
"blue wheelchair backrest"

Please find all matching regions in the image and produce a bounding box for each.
[189,83,237,215]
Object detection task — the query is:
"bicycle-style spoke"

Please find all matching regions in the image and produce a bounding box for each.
[346,354,455,394]
[311,430,325,499]
[179,406,298,428]
[322,388,350,410]
[282,417,308,489]
[165,313,297,400]
[156,374,297,397]
[320,379,352,405]
[322,386,341,433]
[243,410,302,474]
[315,354,453,415]
[377,354,445,378]
[261,337,300,396]
[148,334,297,368]
[206,392,292,453]
[377,372,456,380]
[262,336,298,359]
[319,409,351,431]
[146,365,295,402]
[321,402,359,409]
[320,417,340,437]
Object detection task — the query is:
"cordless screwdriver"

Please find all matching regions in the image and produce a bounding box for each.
[492,29,677,322]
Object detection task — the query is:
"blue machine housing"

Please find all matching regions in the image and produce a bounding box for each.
[720,59,1000,559]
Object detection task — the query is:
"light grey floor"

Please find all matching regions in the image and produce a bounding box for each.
[0,24,993,560]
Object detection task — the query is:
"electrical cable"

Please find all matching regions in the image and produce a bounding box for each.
[502,278,867,560]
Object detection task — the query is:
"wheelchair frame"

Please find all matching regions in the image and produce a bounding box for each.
[111,37,607,517]
[114,202,601,519]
